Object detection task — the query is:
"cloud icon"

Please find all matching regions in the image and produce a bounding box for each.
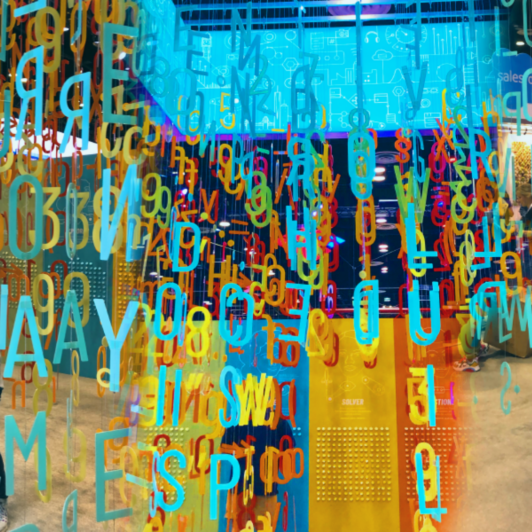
[372,50,393,61]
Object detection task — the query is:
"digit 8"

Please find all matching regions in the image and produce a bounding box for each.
[147,57,170,97]
[32,359,54,416]
[63,272,90,326]
[355,197,376,246]
[32,273,55,335]
[185,307,212,358]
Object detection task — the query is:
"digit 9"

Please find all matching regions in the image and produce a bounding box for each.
[64,272,90,326]
[32,273,55,336]
[141,173,162,218]
[35,8,62,73]
[185,307,212,358]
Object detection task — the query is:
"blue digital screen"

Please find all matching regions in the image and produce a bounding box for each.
[138,0,494,133]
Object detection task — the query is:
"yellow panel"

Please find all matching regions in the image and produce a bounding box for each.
[309,319,400,532]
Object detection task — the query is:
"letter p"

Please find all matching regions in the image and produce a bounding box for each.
[209,454,240,520]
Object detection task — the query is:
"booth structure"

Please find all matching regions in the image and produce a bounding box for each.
[0,0,526,531]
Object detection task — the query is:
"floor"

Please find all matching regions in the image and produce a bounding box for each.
[0,350,530,531]
[458,349,532,532]
[0,373,129,532]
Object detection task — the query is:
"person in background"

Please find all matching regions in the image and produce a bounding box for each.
[516,183,532,226]
[455,185,532,372]
[220,414,294,531]
[452,193,513,372]
[0,369,7,530]
[515,182,532,284]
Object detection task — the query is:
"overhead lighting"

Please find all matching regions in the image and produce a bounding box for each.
[376,217,387,224]
[373,175,385,182]
[268,270,275,276]
[381,268,388,273]
[119,51,126,59]
[63,27,69,31]
[203,301,212,306]
[219,221,230,227]
[326,235,345,249]
[375,167,386,173]
[517,41,525,46]
[21,78,28,82]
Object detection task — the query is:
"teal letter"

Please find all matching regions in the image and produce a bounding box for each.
[4,296,47,378]
[100,165,141,261]
[353,280,379,345]
[406,202,436,270]
[150,450,186,517]
[62,490,78,532]
[53,291,88,365]
[59,73,90,154]
[15,47,43,140]
[5,411,47,495]
[95,429,132,522]
[219,366,242,428]
[103,23,139,125]
[209,454,240,520]
[408,281,441,346]
[170,221,201,272]
[219,283,254,347]
[278,283,311,345]
[95,300,139,392]
[0,284,7,349]
[154,283,187,342]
